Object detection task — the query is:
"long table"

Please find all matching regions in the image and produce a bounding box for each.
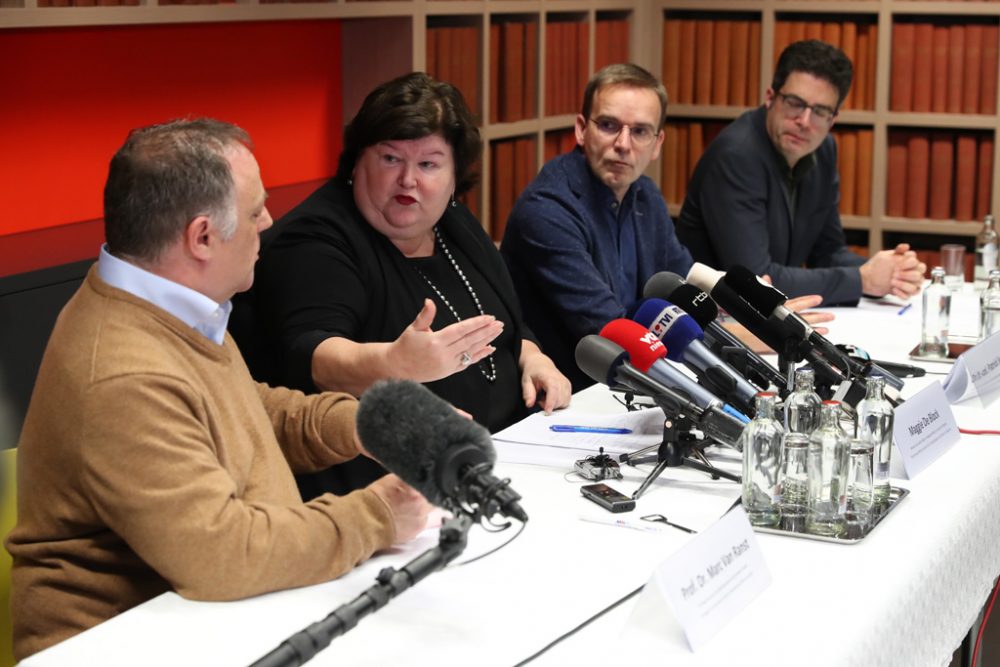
[20,297,1000,667]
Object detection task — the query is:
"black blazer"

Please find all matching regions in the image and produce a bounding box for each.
[676,106,865,305]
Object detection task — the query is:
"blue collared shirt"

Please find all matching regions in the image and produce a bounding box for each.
[97,245,232,345]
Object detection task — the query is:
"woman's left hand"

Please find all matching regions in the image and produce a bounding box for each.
[519,341,572,414]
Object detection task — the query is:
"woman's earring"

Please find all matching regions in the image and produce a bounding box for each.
[450,195,458,208]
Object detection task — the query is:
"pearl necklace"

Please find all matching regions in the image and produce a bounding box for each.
[413,226,497,383]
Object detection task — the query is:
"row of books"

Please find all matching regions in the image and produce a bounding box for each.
[891,21,999,115]
[493,16,628,122]
[38,0,140,5]
[593,18,630,73]
[545,20,589,117]
[773,18,877,111]
[662,16,761,108]
[660,119,727,206]
[489,20,537,124]
[886,130,993,221]
[543,128,577,165]
[490,136,537,242]
[427,23,480,121]
[832,127,874,217]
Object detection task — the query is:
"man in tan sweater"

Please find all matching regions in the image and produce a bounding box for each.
[5,119,433,661]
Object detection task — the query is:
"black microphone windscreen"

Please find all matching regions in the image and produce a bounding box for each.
[722,265,786,317]
[657,282,720,328]
[357,379,495,509]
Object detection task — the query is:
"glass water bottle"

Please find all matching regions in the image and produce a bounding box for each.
[920,267,951,359]
[856,376,894,505]
[784,367,822,435]
[982,269,1000,340]
[741,392,784,527]
[976,214,999,286]
[806,401,850,537]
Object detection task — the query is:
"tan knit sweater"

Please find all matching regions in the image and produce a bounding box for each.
[7,268,396,660]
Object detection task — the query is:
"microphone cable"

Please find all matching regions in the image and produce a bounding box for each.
[511,584,645,667]
[453,519,527,567]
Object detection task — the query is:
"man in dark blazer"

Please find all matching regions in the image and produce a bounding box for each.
[676,40,925,305]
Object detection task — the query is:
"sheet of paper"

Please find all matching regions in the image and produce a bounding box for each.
[492,407,667,455]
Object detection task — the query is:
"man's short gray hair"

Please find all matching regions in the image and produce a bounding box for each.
[103,118,251,263]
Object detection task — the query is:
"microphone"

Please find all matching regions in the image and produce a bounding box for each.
[599,319,749,423]
[718,265,906,394]
[643,272,786,391]
[357,379,527,522]
[687,264,903,409]
[686,263,808,355]
[574,335,746,448]
[633,298,760,416]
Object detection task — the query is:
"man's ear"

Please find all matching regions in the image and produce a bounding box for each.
[574,114,587,147]
[184,215,214,261]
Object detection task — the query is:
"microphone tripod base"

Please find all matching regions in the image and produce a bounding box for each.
[627,415,740,501]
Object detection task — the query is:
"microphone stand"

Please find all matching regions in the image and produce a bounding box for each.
[620,414,740,500]
[249,513,475,667]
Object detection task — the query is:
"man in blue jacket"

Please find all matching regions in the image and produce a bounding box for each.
[501,64,693,390]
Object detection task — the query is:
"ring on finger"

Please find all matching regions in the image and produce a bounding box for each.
[460,351,472,366]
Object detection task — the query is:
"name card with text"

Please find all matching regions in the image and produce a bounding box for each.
[649,506,771,651]
[893,381,961,479]
[943,332,1000,406]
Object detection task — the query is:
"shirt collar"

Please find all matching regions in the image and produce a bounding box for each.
[97,245,232,345]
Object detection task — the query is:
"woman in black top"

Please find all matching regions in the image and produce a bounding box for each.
[236,72,571,498]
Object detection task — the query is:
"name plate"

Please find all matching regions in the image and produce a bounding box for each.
[649,506,771,650]
[893,381,961,479]
[943,332,1000,406]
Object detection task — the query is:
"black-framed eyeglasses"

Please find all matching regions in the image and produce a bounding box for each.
[776,92,837,125]
[587,117,659,146]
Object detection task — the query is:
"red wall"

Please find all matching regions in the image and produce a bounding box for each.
[0,20,343,276]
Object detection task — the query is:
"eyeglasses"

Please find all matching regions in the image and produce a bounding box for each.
[776,92,837,125]
[587,117,659,146]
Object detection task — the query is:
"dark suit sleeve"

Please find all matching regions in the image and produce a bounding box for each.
[693,144,863,305]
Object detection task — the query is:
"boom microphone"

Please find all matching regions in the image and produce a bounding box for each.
[574,335,746,448]
[633,298,760,415]
[357,380,527,522]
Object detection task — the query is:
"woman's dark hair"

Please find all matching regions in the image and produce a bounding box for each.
[336,72,482,195]
[772,40,854,108]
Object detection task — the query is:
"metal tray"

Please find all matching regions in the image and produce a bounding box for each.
[753,486,910,544]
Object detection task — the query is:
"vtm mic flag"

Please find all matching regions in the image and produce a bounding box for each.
[642,271,786,391]
[574,335,745,448]
[357,379,527,522]
[599,318,749,422]
[632,298,760,416]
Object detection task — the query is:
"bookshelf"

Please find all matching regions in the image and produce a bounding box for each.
[656,0,1000,272]
[0,0,645,272]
